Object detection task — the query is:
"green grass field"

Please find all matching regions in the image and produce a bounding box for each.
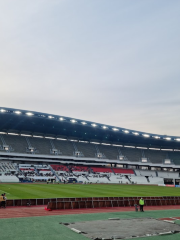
[0,183,180,199]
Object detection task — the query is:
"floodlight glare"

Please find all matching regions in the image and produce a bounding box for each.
[26,112,34,116]
[132,132,139,135]
[14,111,21,114]
[81,122,87,125]
[164,137,171,140]
[175,138,180,141]
[112,128,119,131]
[48,116,54,119]
[71,119,77,123]
[91,123,97,127]
[102,126,107,129]
[143,134,150,137]
[154,136,160,139]
[59,117,64,121]
[123,130,129,133]
[0,109,6,112]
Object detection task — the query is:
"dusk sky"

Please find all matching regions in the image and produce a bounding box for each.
[0,0,180,136]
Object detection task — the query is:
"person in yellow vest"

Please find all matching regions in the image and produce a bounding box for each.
[0,194,5,208]
[139,197,144,212]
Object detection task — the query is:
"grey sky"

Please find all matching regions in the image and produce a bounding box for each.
[0,0,180,136]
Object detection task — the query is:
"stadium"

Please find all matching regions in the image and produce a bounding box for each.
[1,107,180,239]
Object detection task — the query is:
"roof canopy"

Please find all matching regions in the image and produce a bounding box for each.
[0,107,180,149]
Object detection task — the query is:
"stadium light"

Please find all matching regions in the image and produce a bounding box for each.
[70,119,77,123]
[48,116,54,119]
[81,122,87,125]
[143,134,150,138]
[0,109,6,112]
[112,128,119,131]
[153,136,160,139]
[102,126,108,129]
[59,117,64,121]
[164,137,171,140]
[8,133,19,135]
[123,130,129,133]
[132,132,139,135]
[14,111,21,114]
[175,138,180,141]
[33,135,44,138]
[91,123,97,127]
[26,112,34,116]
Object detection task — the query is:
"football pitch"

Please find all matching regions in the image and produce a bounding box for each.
[0,183,180,199]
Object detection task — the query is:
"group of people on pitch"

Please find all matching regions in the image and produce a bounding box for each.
[0,193,7,208]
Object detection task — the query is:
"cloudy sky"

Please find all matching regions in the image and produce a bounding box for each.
[0,0,180,136]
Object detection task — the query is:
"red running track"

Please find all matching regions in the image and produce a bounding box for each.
[1,205,180,219]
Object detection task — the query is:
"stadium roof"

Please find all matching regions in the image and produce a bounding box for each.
[0,107,180,149]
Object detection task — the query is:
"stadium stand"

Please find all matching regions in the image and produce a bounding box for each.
[1,107,180,185]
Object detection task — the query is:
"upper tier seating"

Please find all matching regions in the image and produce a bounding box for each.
[98,145,119,160]
[143,149,167,163]
[119,147,142,162]
[53,140,74,156]
[168,151,180,165]
[3,135,28,153]
[75,142,96,158]
[28,137,51,155]
[2,134,180,166]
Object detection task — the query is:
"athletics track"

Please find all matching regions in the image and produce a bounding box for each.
[1,205,180,219]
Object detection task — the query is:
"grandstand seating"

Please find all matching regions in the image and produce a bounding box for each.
[28,137,51,155]
[0,162,177,185]
[53,140,74,156]
[144,149,167,163]
[135,170,157,177]
[119,147,142,162]
[168,151,180,165]
[51,164,69,172]
[75,142,96,158]
[113,168,134,174]
[1,134,180,167]
[98,145,119,160]
[2,135,27,153]
[91,167,113,173]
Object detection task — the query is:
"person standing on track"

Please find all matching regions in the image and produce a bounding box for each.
[139,197,144,212]
[0,194,5,208]
[0,194,4,207]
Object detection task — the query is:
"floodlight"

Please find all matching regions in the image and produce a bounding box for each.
[26,112,34,116]
[143,134,150,137]
[175,138,180,141]
[112,128,119,131]
[8,133,19,135]
[153,136,160,139]
[59,117,64,121]
[165,137,171,140]
[81,122,87,125]
[164,137,171,140]
[132,132,139,135]
[48,116,54,119]
[123,130,129,133]
[14,111,21,114]
[102,126,107,129]
[91,123,97,127]
[71,119,77,123]
[0,109,6,112]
